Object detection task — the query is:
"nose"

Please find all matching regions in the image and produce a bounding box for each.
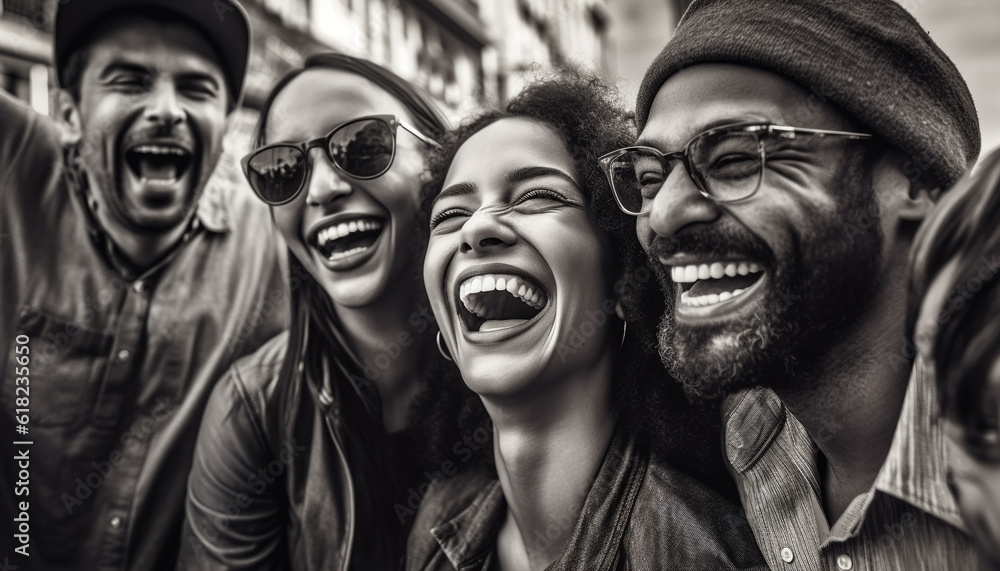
[306,149,353,206]
[460,207,518,254]
[143,79,184,128]
[646,163,721,239]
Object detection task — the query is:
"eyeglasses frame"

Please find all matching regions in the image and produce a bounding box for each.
[598,123,875,216]
[241,113,440,206]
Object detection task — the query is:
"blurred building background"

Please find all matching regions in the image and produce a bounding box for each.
[0,0,998,161]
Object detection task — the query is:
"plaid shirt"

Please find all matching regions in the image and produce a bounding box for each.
[723,359,976,570]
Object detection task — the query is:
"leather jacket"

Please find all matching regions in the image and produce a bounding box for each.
[178,332,413,570]
[406,426,768,571]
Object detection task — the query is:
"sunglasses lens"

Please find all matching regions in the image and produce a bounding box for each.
[246,146,308,204]
[329,118,395,178]
[690,130,763,201]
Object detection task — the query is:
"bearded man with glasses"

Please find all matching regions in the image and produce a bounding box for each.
[603,0,982,568]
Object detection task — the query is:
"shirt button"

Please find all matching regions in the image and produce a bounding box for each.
[780,547,794,563]
[110,516,123,530]
[117,349,130,362]
[837,554,853,570]
[133,280,145,293]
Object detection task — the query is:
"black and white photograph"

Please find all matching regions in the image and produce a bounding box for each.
[1,0,999,569]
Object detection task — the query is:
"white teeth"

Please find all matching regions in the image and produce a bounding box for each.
[710,263,725,279]
[680,287,748,308]
[328,246,368,261]
[315,218,383,246]
[670,261,763,284]
[684,266,699,283]
[133,144,187,155]
[458,273,546,313]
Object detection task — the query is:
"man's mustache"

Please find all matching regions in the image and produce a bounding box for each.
[647,224,774,270]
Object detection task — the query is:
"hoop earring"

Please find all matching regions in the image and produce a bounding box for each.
[436,330,453,362]
[620,320,627,349]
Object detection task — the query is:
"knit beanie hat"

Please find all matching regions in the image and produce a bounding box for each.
[635,0,980,188]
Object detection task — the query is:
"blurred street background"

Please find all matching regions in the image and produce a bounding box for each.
[1,0,998,167]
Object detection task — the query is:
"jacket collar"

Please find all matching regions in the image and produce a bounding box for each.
[429,426,646,570]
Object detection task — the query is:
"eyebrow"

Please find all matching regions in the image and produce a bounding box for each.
[635,116,770,149]
[98,62,154,80]
[434,165,580,205]
[505,165,579,188]
[435,181,477,203]
[98,62,221,90]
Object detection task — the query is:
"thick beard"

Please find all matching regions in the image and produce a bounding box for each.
[656,149,885,401]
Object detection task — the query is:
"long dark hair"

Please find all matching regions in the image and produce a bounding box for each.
[420,68,735,495]
[251,53,457,561]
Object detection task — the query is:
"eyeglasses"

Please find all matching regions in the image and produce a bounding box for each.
[241,114,439,205]
[598,123,875,216]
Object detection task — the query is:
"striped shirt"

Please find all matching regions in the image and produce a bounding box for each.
[722,359,976,570]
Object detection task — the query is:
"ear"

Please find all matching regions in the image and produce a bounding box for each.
[898,183,939,222]
[877,149,939,223]
[56,89,82,145]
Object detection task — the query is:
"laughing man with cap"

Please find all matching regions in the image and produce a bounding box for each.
[600,0,981,567]
[0,1,286,568]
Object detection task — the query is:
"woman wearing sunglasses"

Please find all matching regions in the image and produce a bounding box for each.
[407,71,766,571]
[179,54,467,570]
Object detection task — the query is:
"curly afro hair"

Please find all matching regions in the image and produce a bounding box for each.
[412,68,736,499]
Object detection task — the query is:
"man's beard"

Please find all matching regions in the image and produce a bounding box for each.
[654,152,885,400]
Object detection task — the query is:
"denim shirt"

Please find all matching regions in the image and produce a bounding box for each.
[0,91,287,570]
[407,426,768,570]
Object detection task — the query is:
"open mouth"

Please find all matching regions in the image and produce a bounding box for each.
[311,217,384,263]
[456,273,548,332]
[124,144,194,185]
[671,261,764,308]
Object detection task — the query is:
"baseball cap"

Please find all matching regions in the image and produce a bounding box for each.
[54,0,251,106]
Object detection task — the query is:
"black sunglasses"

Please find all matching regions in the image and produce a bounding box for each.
[241,114,439,205]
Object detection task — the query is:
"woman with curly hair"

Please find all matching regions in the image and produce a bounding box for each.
[908,147,1000,570]
[179,53,474,570]
[407,70,766,571]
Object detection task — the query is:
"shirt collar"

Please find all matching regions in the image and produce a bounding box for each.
[724,359,965,534]
[194,177,233,233]
[872,358,965,529]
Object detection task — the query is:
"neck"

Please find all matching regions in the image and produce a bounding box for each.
[773,256,912,523]
[487,350,616,571]
[84,175,192,271]
[334,277,432,433]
